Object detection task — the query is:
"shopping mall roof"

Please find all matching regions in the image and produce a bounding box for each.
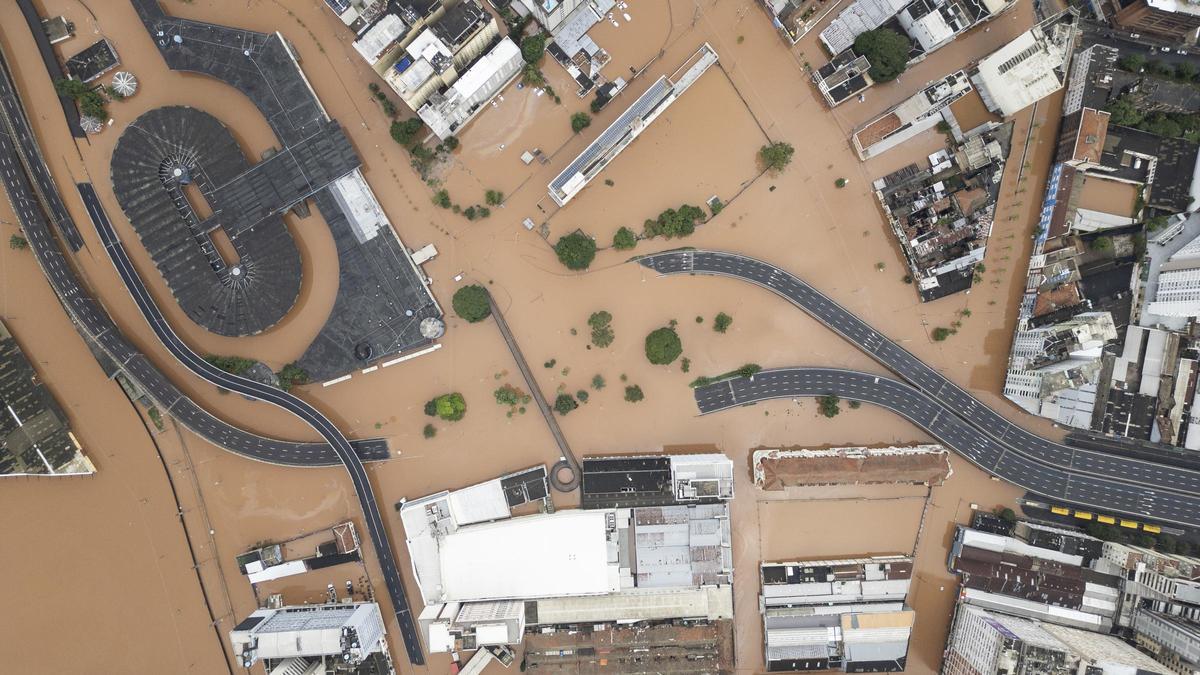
[438,510,618,602]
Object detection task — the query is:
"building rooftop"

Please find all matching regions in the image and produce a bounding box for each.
[229,602,385,667]
[130,2,444,374]
[65,38,119,83]
[352,13,409,63]
[548,43,719,205]
[0,320,90,476]
[753,444,950,488]
[815,49,875,106]
[969,10,1076,117]
[109,106,307,337]
[430,0,490,48]
[417,36,523,138]
[439,510,618,602]
[580,453,734,508]
[1068,108,1110,165]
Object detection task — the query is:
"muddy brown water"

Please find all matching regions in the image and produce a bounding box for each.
[1,0,1047,672]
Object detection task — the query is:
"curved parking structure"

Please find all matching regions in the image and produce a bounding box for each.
[93,211,425,663]
[0,40,423,663]
[694,367,1200,527]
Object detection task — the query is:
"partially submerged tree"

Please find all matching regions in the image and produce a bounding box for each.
[452,285,492,322]
[644,327,682,365]
[555,232,597,270]
[758,141,795,172]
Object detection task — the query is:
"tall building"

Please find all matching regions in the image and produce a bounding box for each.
[1111,0,1200,43]
[416,37,524,139]
[943,605,1167,674]
[525,0,588,32]
[1146,233,1200,318]
[1134,610,1200,675]
[229,602,386,670]
[969,10,1078,117]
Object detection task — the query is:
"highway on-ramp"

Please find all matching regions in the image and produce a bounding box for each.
[694,367,1200,527]
[640,250,1200,525]
[0,38,424,664]
[89,190,426,664]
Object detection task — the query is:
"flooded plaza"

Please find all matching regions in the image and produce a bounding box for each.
[0,0,1058,672]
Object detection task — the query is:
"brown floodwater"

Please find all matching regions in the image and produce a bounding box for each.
[0,0,1049,672]
[1076,173,1139,217]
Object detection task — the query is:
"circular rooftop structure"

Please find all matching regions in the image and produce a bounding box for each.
[420,317,445,340]
[111,71,138,97]
[80,115,103,134]
[110,106,302,336]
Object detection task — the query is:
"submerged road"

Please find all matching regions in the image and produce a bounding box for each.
[695,368,1200,527]
[0,38,423,663]
[639,250,1200,525]
[486,292,580,491]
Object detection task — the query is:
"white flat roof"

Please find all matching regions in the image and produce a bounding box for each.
[448,479,511,526]
[439,510,617,602]
[353,14,407,63]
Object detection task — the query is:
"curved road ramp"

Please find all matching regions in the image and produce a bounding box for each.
[638,250,1200,529]
[0,18,425,666]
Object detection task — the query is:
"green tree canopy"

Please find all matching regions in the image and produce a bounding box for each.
[1106,96,1144,127]
[624,384,644,402]
[644,327,682,365]
[433,392,467,421]
[571,112,592,133]
[713,312,733,333]
[853,29,911,82]
[643,204,706,239]
[758,141,795,172]
[205,355,256,375]
[554,393,578,415]
[452,285,492,322]
[277,363,310,391]
[817,394,840,418]
[1117,53,1145,72]
[555,232,597,270]
[521,34,547,64]
[612,226,638,250]
[390,118,424,146]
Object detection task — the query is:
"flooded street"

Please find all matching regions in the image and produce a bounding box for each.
[0,0,1053,672]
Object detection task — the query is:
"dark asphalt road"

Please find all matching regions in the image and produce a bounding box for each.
[695,368,1200,527]
[0,40,423,663]
[640,250,1200,526]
